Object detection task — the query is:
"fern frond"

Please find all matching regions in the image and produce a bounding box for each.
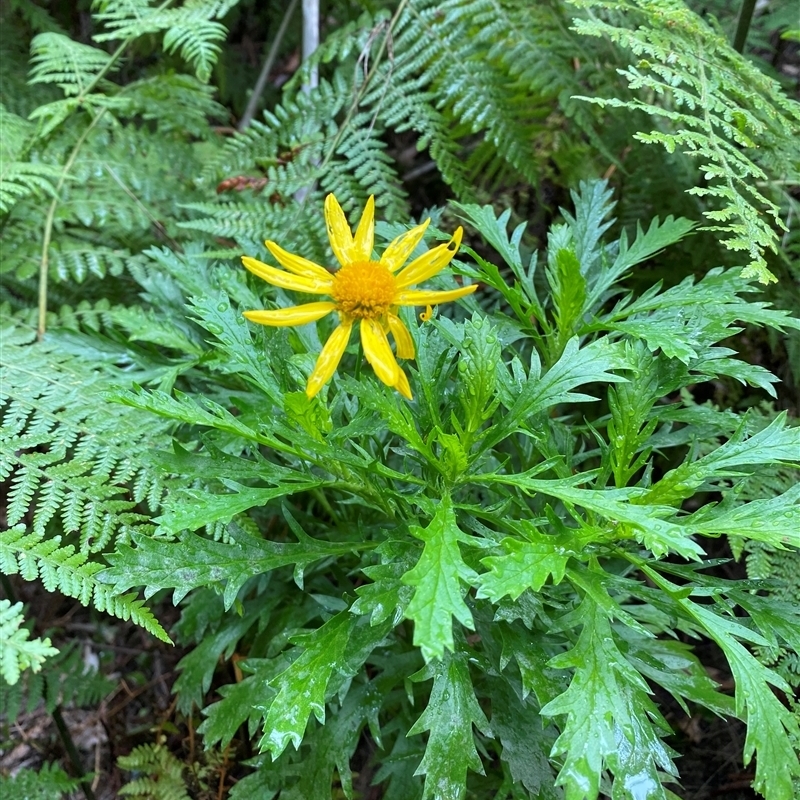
[0,762,80,800]
[570,0,800,282]
[0,102,35,161]
[0,321,170,552]
[324,121,408,215]
[28,31,115,95]
[394,0,544,186]
[0,9,61,117]
[0,525,171,643]
[0,213,132,281]
[189,71,409,246]
[203,74,345,180]
[6,0,68,35]
[0,104,63,213]
[0,599,59,685]
[93,0,238,82]
[0,638,115,724]
[117,72,226,138]
[118,742,191,800]
[2,119,209,282]
[0,159,62,215]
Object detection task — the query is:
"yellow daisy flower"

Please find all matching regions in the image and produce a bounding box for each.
[241,194,477,400]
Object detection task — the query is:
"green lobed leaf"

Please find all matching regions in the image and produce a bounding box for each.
[155,479,323,535]
[481,337,629,451]
[588,215,696,308]
[372,717,426,800]
[541,597,678,800]
[685,483,800,546]
[408,650,491,800]
[691,354,779,397]
[606,341,663,487]
[402,495,477,662]
[455,313,502,437]
[645,412,800,505]
[173,609,261,715]
[258,611,354,758]
[496,624,567,708]
[681,600,800,800]
[618,629,736,718]
[102,524,364,608]
[477,474,704,559]
[477,524,584,601]
[351,538,417,627]
[452,203,527,275]
[281,682,379,800]
[486,675,559,799]
[199,658,281,747]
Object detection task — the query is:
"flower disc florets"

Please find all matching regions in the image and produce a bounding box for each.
[331,261,397,320]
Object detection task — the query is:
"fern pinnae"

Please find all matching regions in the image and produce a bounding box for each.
[92,0,238,82]
[569,0,800,282]
[0,599,59,686]
[1,321,171,554]
[0,524,170,643]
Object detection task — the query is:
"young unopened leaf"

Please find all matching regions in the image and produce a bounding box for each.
[547,241,587,354]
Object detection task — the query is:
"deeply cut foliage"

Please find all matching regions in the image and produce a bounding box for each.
[1,1,799,798]
[96,181,800,800]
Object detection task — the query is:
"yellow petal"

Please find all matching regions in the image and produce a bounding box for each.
[361,318,400,388]
[381,218,430,272]
[265,241,331,280]
[243,302,335,327]
[395,227,463,288]
[324,193,358,267]
[420,305,434,322]
[306,320,353,398]
[396,284,477,306]
[242,256,332,294]
[353,195,375,262]
[387,313,415,360]
[395,367,413,400]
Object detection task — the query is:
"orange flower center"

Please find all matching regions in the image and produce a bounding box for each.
[331,260,397,319]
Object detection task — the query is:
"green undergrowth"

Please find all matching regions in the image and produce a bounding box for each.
[1,1,799,799]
